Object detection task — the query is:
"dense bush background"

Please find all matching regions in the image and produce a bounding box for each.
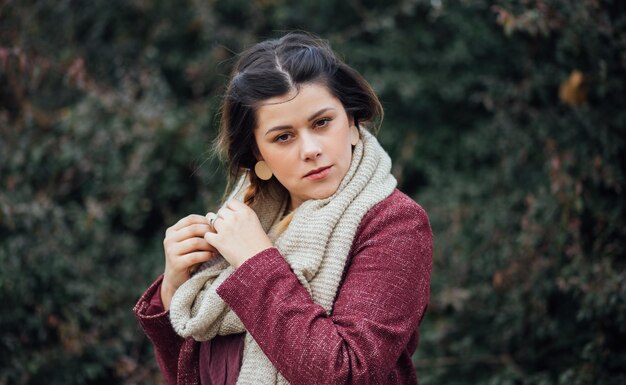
[1,0,624,384]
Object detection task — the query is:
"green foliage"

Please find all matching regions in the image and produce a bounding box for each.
[1,0,624,384]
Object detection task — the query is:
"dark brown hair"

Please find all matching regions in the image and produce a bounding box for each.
[215,31,383,204]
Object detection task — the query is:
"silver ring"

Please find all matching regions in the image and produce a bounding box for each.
[206,213,218,227]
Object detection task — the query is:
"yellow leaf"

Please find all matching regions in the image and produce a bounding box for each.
[559,70,587,107]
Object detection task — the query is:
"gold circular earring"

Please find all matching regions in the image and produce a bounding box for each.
[254,160,273,180]
[351,126,360,146]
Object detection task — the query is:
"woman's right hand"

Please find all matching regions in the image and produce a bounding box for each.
[161,214,218,310]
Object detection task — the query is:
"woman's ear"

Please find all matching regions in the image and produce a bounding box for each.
[350,125,360,146]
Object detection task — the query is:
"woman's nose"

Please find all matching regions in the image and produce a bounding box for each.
[300,132,322,160]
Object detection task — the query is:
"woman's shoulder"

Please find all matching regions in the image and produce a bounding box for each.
[352,189,432,251]
[363,189,429,227]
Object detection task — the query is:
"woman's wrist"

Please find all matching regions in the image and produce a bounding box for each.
[160,278,177,311]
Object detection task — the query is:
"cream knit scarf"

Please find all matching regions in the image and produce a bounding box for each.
[169,128,396,384]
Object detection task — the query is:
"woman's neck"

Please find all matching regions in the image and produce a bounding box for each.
[288,195,303,212]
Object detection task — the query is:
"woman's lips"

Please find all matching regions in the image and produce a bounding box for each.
[304,166,332,180]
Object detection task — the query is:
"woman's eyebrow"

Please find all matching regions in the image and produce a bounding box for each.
[307,107,335,121]
[265,125,291,136]
[264,107,336,136]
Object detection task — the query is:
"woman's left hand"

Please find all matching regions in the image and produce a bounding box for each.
[204,199,274,268]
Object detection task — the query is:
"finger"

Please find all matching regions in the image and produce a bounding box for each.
[173,237,215,255]
[225,198,247,211]
[171,214,209,231]
[171,224,214,242]
[180,251,215,268]
[216,206,235,222]
[204,231,220,248]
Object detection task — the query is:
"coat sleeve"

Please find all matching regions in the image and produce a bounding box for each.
[216,195,433,385]
[133,275,186,385]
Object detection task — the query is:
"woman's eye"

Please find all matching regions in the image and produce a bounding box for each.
[275,133,291,142]
[314,118,331,128]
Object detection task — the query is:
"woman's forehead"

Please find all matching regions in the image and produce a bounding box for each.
[255,84,342,127]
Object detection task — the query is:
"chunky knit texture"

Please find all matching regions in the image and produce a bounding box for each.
[168,128,396,385]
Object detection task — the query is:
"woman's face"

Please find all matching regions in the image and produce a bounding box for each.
[253,83,354,210]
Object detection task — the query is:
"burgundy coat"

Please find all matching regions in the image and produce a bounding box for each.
[134,189,432,385]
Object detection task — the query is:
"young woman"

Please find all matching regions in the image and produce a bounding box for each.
[134,31,432,385]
